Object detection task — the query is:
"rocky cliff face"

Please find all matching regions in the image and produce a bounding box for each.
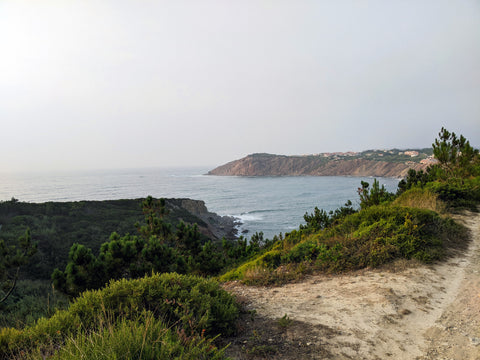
[208,153,429,178]
[166,198,238,240]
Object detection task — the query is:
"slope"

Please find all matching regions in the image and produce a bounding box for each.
[222,211,480,359]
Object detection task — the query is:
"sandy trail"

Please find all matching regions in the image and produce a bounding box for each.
[224,212,480,359]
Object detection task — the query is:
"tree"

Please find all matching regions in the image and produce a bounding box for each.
[301,207,332,232]
[357,179,393,209]
[397,169,432,194]
[52,243,103,295]
[52,197,201,296]
[136,196,172,240]
[196,240,225,274]
[433,127,479,178]
[0,229,37,303]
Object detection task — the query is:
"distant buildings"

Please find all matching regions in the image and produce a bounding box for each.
[321,152,358,157]
[420,156,438,165]
[305,150,435,163]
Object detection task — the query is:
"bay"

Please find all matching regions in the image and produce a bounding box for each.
[0,168,400,239]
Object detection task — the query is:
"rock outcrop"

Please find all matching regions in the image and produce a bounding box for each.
[208,152,431,178]
[166,198,238,240]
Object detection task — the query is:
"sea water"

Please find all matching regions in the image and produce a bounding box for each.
[0,168,399,239]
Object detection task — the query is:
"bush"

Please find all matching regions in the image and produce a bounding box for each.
[358,179,394,209]
[228,204,468,284]
[219,246,283,283]
[426,179,480,210]
[47,313,227,360]
[0,273,238,358]
[337,206,450,262]
[393,187,445,213]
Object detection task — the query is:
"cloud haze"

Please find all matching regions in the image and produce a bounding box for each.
[1,0,479,172]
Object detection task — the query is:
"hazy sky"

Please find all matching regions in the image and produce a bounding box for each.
[1,0,479,172]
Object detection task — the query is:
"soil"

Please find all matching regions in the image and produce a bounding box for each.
[220,211,480,359]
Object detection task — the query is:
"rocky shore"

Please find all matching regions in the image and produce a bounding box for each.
[166,198,239,240]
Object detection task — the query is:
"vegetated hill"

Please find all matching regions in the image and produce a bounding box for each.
[0,198,237,281]
[208,149,434,177]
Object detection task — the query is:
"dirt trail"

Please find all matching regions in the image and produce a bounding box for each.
[223,212,480,359]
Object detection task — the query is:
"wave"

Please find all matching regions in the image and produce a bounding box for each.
[243,209,279,214]
[236,213,263,222]
[233,209,284,222]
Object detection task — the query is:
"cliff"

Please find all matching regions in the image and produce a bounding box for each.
[166,198,238,240]
[208,150,433,178]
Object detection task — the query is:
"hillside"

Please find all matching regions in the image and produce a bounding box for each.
[1,128,479,358]
[0,198,237,281]
[208,149,434,177]
[222,211,480,359]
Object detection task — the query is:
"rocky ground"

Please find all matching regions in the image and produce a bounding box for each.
[221,212,480,359]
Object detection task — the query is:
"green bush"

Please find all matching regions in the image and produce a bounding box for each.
[0,273,238,358]
[47,313,227,360]
[230,204,468,284]
[336,205,451,264]
[427,179,480,210]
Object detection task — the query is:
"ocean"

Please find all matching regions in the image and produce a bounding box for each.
[0,168,400,240]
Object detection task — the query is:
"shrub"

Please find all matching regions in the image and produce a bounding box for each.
[337,206,450,264]
[0,273,238,358]
[426,179,480,210]
[47,312,227,360]
[357,179,394,209]
[248,205,466,280]
[393,187,445,213]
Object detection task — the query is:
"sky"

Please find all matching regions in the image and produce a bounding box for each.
[1,0,479,172]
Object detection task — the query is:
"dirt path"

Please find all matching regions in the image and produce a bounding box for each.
[222,212,480,359]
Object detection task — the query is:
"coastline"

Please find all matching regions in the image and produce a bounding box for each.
[208,153,431,178]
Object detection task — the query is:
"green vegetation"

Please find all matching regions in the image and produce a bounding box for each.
[398,127,480,210]
[352,148,433,163]
[0,229,37,304]
[277,314,292,329]
[0,199,148,281]
[357,179,394,209]
[251,148,434,164]
[0,127,478,358]
[221,205,466,285]
[0,273,237,359]
[0,280,68,329]
[51,197,273,298]
[0,198,222,282]
[393,187,445,213]
[0,197,261,327]
[221,128,479,285]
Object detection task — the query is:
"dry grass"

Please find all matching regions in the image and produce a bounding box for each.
[394,188,446,213]
[241,263,313,286]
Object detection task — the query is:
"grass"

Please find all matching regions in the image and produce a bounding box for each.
[0,273,238,359]
[47,313,226,360]
[393,188,446,213]
[277,314,292,329]
[220,204,469,286]
[11,311,228,360]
